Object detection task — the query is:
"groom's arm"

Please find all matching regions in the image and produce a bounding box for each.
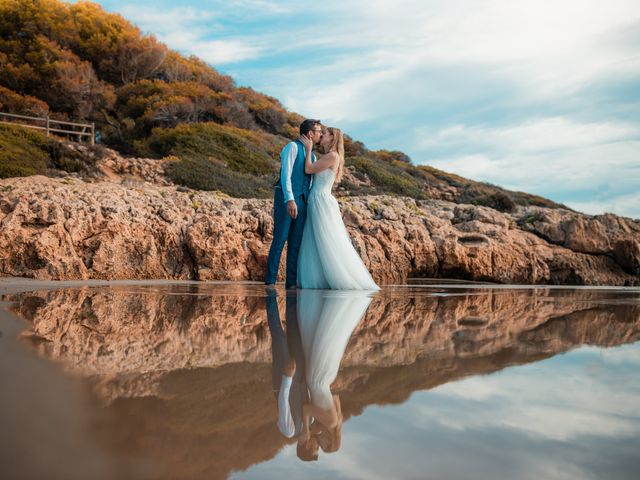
[280,142,297,204]
[277,375,295,438]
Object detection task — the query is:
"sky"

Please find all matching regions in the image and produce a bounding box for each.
[88,0,640,218]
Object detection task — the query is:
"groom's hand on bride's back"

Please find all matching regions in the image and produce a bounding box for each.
[287,200,298,219]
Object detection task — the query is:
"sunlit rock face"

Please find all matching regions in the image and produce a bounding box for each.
[1,175,639,285]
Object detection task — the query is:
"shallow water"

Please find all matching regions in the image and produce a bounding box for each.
[3,283,640,479]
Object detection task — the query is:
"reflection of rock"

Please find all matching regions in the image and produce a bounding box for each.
[12,286,271,377]
[1,176,639,285]
[7,286,640,480]
[10,287,640,388]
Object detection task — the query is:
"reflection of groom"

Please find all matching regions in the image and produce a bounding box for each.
[265,119,323,288]
[266,290,308,438]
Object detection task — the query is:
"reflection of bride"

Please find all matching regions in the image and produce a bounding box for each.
[296,289,373,459]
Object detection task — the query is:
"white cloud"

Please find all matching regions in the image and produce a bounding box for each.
[114,5,262,64]
[569,191,640,220]
[416,118,639,154]
[161,33,262,65]
[116,6,220,34]
[415,117,640,216]
[274,0,640,113]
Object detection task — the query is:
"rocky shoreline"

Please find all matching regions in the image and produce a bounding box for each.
[0,154,639,285]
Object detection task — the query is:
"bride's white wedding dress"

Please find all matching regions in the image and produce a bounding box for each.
[297,168,379,290]
[298,290,372,409]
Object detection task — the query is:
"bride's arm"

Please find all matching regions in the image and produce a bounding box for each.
[305,151,338,174]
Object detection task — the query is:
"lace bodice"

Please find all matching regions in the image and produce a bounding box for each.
[311,168,336,194]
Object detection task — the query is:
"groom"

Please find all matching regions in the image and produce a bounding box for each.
[265,290,308,439]
[265,119,323,288]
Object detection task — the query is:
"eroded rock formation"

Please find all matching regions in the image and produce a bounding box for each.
[1,173,639,285]
[10,286,640,388]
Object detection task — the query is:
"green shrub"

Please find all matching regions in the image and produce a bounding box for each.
[139,122,280,197]
[165,156,273,198]
[471,191,516,212]
[0,125,50,177]
[0,124,102,178]
[138,122,278,175]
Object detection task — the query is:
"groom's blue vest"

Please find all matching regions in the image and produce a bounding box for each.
[275,140,313,199]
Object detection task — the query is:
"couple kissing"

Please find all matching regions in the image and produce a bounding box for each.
[264,119,379,291]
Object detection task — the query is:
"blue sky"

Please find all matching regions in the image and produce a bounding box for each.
[88,0,639,218]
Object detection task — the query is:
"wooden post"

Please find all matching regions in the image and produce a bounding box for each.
[45,116,50,137]
[91,122,95,145]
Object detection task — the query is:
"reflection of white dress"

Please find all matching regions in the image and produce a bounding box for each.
[298,290,373,409]
[297,169,380,290]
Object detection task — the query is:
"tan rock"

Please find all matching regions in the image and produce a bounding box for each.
[563,216,612,254]
[614,239,640,275]
[1,176,639,285]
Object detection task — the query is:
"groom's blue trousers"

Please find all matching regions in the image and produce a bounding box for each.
[265,188,307,288]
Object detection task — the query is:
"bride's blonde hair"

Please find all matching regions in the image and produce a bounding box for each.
[325,127,345,183]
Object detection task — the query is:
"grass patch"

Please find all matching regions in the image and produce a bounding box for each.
[0,125,50,177]
[136,122,280,197]
[0,124,103,178]
[137,122,280,175]
[418,164,566,210]
[346,156,426,199]
[164,156,274,198]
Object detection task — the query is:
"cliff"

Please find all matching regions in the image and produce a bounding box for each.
[0,151,638,285]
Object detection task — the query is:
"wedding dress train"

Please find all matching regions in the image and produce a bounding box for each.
[298,290,373,409]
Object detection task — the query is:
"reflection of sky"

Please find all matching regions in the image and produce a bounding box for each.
[79,1,639,218]
[234,342,640,480]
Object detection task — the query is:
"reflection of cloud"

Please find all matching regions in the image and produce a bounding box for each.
[600,345,640,365]
[238,343,640,480]
[424,345,640,441]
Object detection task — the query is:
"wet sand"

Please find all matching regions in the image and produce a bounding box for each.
[0,278,198,480]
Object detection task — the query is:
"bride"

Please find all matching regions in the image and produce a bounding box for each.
[297,127,379,290]
[297,290,373,458]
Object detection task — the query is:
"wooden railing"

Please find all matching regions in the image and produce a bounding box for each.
[0,111,95,145]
